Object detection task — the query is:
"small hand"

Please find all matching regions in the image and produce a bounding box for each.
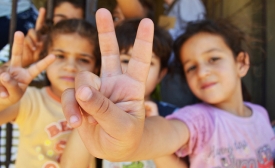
[0,31,55,109]
[61,8,154,160]
[23,8,46,67]
[145,101,159,117]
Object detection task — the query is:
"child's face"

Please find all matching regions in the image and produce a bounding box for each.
[53,2,83,24]
[120,47,166,100]
[46,33,97,98]
[180,32,246,105]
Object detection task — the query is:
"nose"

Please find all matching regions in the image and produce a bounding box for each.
[63,58,77,72]
[197,64,210,79]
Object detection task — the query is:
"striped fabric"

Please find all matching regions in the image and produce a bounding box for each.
[0,123,19,168]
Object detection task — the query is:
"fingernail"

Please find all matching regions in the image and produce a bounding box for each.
[32,47,36,51]
[70,115,79,124]
[0,92,8,98]
[1,73,10,82]
[78,87,92,101]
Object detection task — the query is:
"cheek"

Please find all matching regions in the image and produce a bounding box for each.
[145,68,160,95]
[186,75,198,93]
[46,63,57,74]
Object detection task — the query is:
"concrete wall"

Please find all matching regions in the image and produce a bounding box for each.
[266,0,275,120]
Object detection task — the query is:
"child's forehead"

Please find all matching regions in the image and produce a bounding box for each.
[181,33,229,53]
[121,47,157,56]
[180,33,233,61]
[49,34,94,53]
[52,33,90,43]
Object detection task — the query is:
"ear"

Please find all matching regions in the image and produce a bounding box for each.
[157,68,168,83]
[236,52,250,77]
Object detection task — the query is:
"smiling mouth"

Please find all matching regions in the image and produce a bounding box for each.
[60,77,75,82]
[201,82,216,89]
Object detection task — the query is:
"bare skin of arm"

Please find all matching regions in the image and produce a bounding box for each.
[61,8,190,162]
[116,0,148,19]
[60,129,95,168]
[154,154,189,168]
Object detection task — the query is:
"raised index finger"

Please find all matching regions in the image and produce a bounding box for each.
[96,8,121,77]
[10,31,24,68]
[35,8,46,30]
[127,18,154,82]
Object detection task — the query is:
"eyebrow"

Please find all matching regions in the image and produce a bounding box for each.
[183,48,223,65]
[52,49,94,58]
[54,14,67,18]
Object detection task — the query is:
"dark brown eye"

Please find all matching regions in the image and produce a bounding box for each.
[121,59,129,64]
[209,57,220,63]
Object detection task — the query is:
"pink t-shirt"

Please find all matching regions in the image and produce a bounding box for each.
[167,102,275,168]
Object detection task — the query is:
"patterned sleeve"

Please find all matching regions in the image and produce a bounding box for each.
[166,104,215,157]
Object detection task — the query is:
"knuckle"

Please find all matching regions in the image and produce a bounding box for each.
[97,97,110,115]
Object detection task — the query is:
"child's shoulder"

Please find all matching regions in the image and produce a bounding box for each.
[244,101,267,111]
[244,102,269,120]
[167,103,213,120]
[26,86,45,94]
[177,103,210,113]
[23,86,49,101]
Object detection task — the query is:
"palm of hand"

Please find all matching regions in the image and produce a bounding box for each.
[101,75,145,109]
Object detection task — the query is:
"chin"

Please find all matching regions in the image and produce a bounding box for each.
[200,95,224,105]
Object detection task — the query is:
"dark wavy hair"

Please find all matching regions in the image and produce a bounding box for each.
[115,19,172,70]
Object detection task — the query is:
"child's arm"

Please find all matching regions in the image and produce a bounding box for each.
[153,154,189,168]
[60,129,95,168]
[116,0,148,19]
[61,8,190,162]
[0,31,55,124]
[145,102,189,168]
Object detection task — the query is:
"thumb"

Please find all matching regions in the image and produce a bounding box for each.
[75,85,140,139]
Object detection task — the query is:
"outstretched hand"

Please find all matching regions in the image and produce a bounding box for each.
[61,8,154,160]
[0,31,55,110]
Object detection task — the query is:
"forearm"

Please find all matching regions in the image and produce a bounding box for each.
[0,102,20,125]
[116,0,147,19]
[154,154,189,168]
[126,116,189,161]
[60,129,92,168]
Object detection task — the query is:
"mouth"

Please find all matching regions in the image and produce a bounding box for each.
[60,76,75,82]
[201,82,216,90]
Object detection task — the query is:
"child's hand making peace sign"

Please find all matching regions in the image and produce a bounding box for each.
[61,8,154,161]
[0,32,55,111]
